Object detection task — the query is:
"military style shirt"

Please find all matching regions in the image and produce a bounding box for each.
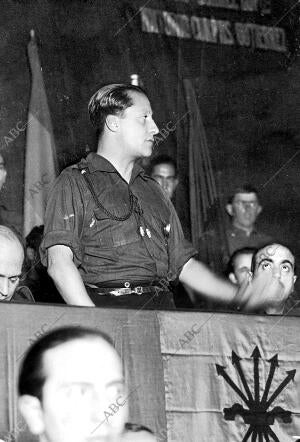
[41,153,196,287]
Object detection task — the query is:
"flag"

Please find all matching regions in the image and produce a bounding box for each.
[183,79,229,274]
[23,30,58,237]
[158,311,300,442]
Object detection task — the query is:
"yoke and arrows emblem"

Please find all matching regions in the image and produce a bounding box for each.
[216,346,296,441]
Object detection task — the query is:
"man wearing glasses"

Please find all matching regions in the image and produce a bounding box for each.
[225,185,271,257]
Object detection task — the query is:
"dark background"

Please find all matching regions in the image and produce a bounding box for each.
[0,0,299,254]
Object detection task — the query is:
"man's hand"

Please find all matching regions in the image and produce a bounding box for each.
[233,271,286,314]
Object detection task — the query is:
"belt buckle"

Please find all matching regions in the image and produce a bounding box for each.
[120,288,132,295]
[134,286,143,295]
[110,288,132,296]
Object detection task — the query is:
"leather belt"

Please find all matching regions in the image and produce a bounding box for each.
[101,286,158,297]
[86,282,164,297]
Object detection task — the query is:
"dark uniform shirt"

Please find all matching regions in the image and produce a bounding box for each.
[227,225,272,257]
[41,153,196,290]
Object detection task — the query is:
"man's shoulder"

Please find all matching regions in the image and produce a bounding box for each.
[53,159,88,188]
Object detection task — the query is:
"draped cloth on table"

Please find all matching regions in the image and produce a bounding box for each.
[0,304,299,442]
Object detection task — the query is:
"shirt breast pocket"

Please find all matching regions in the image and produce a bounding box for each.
[93,208,140,248]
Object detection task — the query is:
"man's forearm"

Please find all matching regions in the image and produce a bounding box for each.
[179,258,237,303]
[48,259,95,307]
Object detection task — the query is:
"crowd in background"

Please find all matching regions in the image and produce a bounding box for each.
[0,148,298,316]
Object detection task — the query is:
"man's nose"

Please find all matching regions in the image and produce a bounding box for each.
[162,178,169,189]
[149,117,159,135]
[0,278,9,296]
[272,266,281,279]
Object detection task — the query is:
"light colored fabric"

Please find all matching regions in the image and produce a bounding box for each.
[1,304,300,442]
[158,311,300,441]
[0,304,165,442]
[23,32,58,236]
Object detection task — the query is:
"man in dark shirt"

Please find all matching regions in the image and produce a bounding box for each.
[199,185,271,275]
[40,84,280,311]
[225,185,271,256]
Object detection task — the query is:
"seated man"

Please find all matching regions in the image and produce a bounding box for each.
[227,247,256,286]
[18,326,155,442]
[0,225,34,302]
[249,243,297,315]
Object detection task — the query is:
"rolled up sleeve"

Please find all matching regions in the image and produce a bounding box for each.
[40,170,85,268]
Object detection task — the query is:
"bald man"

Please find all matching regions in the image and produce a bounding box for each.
[0,225,34,302]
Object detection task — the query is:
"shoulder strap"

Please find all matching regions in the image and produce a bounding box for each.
[77,164,135,222]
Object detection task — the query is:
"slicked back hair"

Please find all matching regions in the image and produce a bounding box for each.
[88,83,149,136]
[18,326,114,402]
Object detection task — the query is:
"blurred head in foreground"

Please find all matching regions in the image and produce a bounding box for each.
[18,326,128,442]
[252,243,297,314]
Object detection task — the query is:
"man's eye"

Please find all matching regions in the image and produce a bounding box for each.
[9,277,19,284]
[282,265,291,272]
[262,262,271,270]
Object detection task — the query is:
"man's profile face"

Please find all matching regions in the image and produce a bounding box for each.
[36,338,127,442]
[118,92,159,160]
[0,239,23,301]
[151,163,178,199]
[254,244,297,301]
[227,192,261,230]
[230,253,253,286]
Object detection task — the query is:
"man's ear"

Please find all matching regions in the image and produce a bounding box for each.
[256,205,262,216]
[226,204,233,217]
[229,272,237,284]
[294,275,297,284]
[105,115,119,132]
[18,395,45,436]
[174,178,179,191]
